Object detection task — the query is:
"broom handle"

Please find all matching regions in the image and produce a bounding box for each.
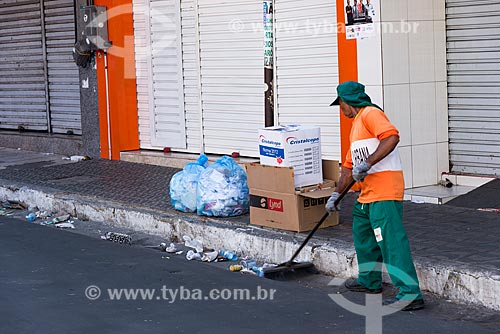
[286,179,356,265]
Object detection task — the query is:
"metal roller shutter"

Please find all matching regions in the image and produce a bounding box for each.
[274,0,340,161]
[149,0,187,148]
[132,0,154,148]
[134,0,202,152]
[43,0,81,134]
[447,0,500,175]
[180,0,202,152]
[198,0,263,157]
[0,0,48,131]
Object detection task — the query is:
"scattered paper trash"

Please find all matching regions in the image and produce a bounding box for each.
[240,268,257,275]
[55,222,75,229]
[63,155,91,161]
[201,250,218,262]
[186,250,202,261]
[164,243,178,253]
[478,208,500,213]
[183,235,203,253]
[52,214,71,224]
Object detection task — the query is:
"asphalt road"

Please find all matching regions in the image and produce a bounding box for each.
[0,216,498,334]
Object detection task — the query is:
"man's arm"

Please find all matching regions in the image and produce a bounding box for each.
[334,166,354,194]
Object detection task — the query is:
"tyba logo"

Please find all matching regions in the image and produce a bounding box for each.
[286,136,320,145]
[259,135,281,147]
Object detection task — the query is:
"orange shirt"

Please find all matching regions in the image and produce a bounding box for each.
[343,107,404,203]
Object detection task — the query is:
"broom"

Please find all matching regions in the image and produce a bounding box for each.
[263,179,356,280]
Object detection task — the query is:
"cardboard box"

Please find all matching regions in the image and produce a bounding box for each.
[245,160,340,232]
[258,125,322,188]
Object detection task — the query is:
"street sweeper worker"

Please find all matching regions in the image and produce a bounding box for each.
[326,81,424,311]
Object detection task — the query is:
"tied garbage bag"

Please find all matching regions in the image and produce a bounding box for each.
[170,154,209,212]
[197,156,249,217]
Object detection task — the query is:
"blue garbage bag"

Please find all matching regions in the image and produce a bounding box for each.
[197,156,249,217]
[170,154,209,213]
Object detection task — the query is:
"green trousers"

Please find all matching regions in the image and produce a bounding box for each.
[352,200,423,301]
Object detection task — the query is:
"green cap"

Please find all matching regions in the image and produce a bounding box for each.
[330,81,378,109]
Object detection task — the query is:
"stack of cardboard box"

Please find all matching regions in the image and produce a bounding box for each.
[246,125,340,232]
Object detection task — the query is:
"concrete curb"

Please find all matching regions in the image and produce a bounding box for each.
[1,181,499,311]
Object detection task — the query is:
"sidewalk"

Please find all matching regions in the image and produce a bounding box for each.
[1,148,499,310]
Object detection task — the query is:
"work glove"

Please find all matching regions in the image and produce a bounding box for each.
[73,38,92,68]
[352,161,371,182]
[325,192,340,212]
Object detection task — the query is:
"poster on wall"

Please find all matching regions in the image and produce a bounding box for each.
[344,0,376,39]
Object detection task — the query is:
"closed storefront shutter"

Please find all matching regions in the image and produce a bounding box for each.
[274,0,340,160]
[0,0,48,131]
[197,0,263,156]
[447,0,500,175]
[133,0,154,148]
[149,0,187,148]
[180,0,202,152]
[133,0,202,152]
[44,0,81,134]
[133,0,340,158]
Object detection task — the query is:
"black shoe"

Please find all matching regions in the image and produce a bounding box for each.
[344,278,382,294]
[383,297,425,311]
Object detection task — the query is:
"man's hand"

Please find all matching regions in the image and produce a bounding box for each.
[352,161,371,181]
[325,192,341,212]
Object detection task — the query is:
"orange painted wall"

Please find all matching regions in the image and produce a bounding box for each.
[95,0,139,159]
[336,0,357,163]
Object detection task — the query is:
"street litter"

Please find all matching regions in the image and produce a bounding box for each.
[52,214,71,223]
[439,178,453,188]
[186,250,202,261]
[240,259,257,268]
[162,242,178,253]
[240,268,257,276]
[63,155,91,161]
[183,235,203,253]
[101,232,132,245]
[55,222,75,229]
[478,208,500,213]
[25,210,54,223]
[170,154,208,213]
[0,208,14,216]
[26,212,37,222]
[201,250,218,262]
[229,265,243,272]
[1,200,26,210]
[219,249,238,261]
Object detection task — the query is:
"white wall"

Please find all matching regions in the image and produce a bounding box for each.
[380,0,448,188]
